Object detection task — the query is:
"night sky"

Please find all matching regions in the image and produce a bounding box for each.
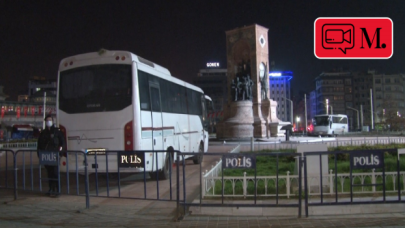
[1,0,404,100]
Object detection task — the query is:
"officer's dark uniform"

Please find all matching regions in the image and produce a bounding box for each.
[37,122,65,195]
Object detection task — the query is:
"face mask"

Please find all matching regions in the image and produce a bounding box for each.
[46,121,53,127]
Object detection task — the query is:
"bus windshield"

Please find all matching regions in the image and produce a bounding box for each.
[59,64,132,114]
[313,116,329,126]
[206,98,215,113]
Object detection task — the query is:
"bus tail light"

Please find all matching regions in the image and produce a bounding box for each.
[59,124,67,150]
[124,121,133,151]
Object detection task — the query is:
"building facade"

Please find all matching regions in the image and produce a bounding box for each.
[314,71,356,129]
[1,78,57,140]
[352,71,374,129]
[268,71,292,122]
[0,86,7,101]
[372,72,405,125]
[193,67,228,112]
[28,76,57,96]
[308,90,317,121]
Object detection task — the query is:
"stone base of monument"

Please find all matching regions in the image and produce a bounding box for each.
[269,121,291,137]
[216,101,254,140]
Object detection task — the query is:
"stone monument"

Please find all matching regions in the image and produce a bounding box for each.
[217,24,270,139]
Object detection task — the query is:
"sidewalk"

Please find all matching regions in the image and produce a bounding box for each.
[1,189,405,228]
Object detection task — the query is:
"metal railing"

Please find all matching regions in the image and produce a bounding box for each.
[303,149,405,217]
[202,144,240,197]
[0,149,182,211]
[185,151,304,218]
[242,137,405,151]
[0,141,37,149]
[2,136,405,150]
[202,170,405,198]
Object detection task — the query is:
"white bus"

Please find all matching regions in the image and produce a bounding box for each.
[57,50,209,180]
[312,114,348,137]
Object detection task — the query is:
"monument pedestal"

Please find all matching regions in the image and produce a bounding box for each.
[269,122,291,137]
[262,98,292,137]
[216,101,254,140]
[260,99,271,138]
[253,102,266,138]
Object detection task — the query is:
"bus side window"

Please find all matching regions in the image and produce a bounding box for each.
[150,87,161,112]
[138,71,150,110]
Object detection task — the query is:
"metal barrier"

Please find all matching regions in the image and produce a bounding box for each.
[303,149,405,217]
[4,136,405,152]
[1,149,182,209]
[0,149,15,190]
[181,151,303,218]
[79,150,179,202]
[3,147,405,218]
[0,141,37,149]
[242,137,405,151]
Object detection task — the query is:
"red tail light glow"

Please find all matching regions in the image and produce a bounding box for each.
[124,121,133,151]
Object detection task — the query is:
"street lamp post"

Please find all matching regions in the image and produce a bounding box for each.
[285,98,293,124]
[326,99,329,115]
[347,107,360,131]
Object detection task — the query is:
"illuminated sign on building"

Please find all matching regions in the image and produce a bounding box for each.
[207,62,220,67]
[268,71,293,81]
[269,72,282,77]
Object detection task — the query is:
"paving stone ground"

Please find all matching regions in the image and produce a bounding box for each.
[1,189,405,228]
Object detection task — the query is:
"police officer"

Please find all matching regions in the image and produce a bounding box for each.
[37,114,65,196]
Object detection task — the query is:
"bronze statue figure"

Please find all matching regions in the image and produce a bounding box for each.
[260,63,268,100]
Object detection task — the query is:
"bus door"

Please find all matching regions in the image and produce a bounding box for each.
[149,82,163,151]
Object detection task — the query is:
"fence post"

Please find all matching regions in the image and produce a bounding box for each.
[243,172,247,198]
[329,169,333,194]
[201,172,205,199]
[403,174,405,191]
[13,151,17,200]
[212,165,215,176]
[286,171,290,199]
[372,169,376,192]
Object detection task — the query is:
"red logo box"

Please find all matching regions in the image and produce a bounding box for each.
[314,17,393,59]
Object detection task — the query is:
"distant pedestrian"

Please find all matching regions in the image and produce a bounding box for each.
[37,114,65,196]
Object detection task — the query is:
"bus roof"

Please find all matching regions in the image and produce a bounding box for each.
[204,95,212,101]
[58,50,204,93]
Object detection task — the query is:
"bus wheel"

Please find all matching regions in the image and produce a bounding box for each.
[193,144,204,164]
[150,153,171,180]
